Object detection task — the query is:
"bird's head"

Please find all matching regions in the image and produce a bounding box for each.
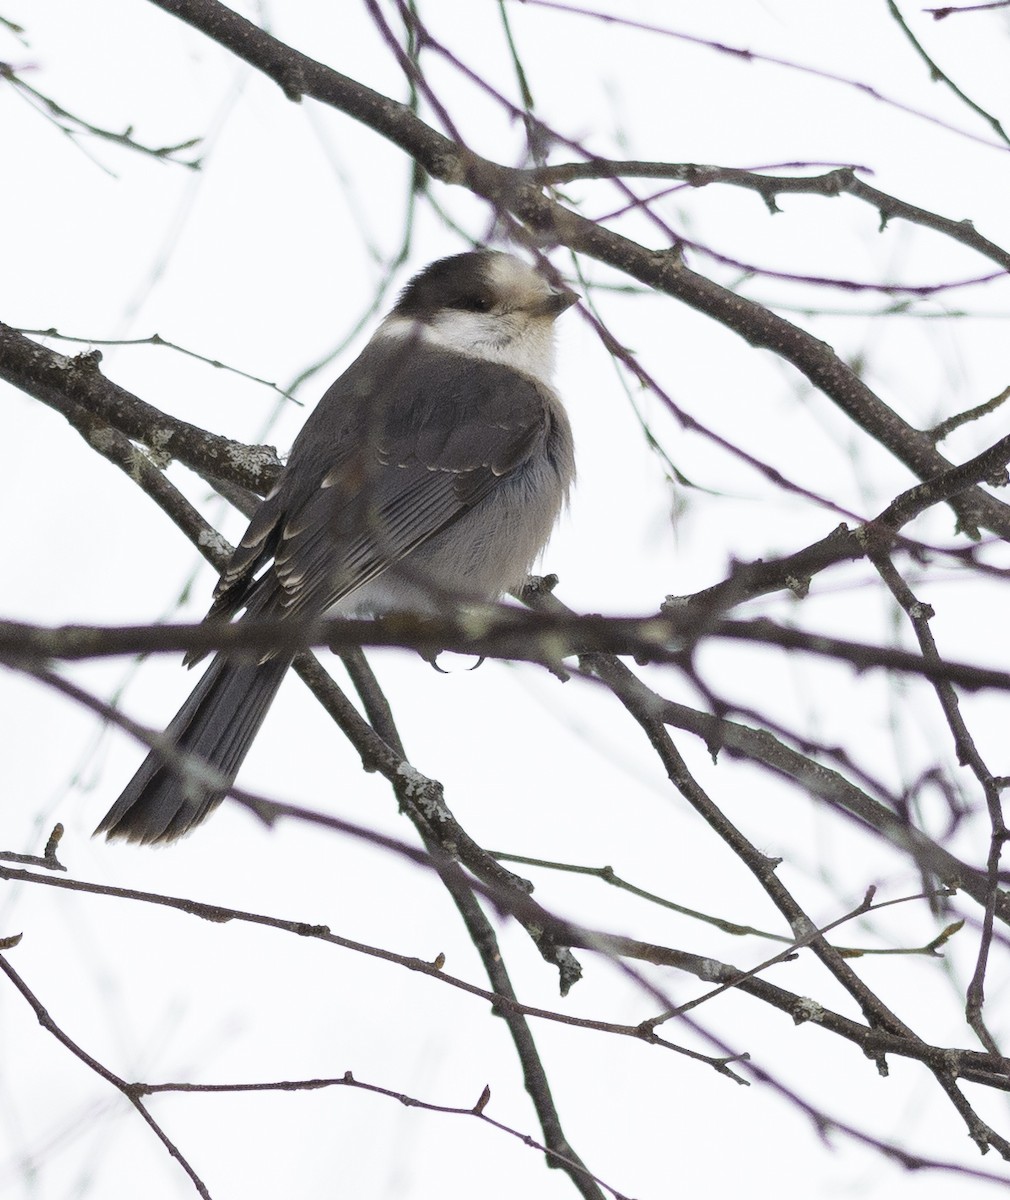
[382,249,577,384]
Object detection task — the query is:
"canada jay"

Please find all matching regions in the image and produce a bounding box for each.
[96,249,576,844]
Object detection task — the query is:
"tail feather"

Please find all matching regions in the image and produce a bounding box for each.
[96,654,291,844]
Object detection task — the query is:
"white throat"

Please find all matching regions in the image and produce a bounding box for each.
[377,312,557,387]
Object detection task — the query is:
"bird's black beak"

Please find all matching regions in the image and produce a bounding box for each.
[534,288,579,318]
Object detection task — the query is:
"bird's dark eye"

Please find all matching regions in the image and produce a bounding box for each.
[453,292,495,313]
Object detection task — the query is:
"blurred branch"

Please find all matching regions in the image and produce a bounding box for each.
[646,886,956,1021]
[0,61,202,169]
[927,1,1010,14]
[15,326,302,407]
[885,0,1010,145]
[867,548,1009,1055]
[5,606,1010,694]
[491,850,960,955]
[518,0,1010,151]
[0,950,212,1197]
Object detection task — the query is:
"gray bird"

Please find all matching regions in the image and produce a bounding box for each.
[96,249,577,844]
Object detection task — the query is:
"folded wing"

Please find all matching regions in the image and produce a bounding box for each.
[206,339,554,628]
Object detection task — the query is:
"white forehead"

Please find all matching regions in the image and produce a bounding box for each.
[484,253,554,305]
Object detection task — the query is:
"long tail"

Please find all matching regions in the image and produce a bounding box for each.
[96,654,292,844]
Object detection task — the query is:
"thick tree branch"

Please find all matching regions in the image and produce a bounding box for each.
[5,608,1010,695]
[0,324,281,493]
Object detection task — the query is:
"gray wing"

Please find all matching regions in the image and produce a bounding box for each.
[207,339,553,623]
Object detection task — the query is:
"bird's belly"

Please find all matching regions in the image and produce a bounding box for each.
[332,457,567,616]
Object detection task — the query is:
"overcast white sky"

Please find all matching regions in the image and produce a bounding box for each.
[3,2,1010,1198]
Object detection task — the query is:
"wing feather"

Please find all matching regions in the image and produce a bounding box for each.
[206,338,552,624]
